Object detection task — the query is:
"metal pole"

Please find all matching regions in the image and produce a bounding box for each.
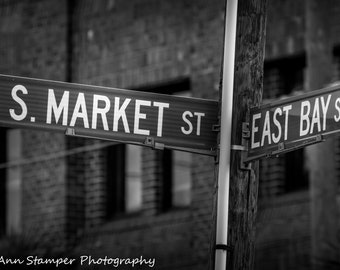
[215,0,238,269]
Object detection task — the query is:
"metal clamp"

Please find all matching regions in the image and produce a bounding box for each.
[215,244,233,252]
[231,144,247,151]
[144,137,165,150]
[271,134,325,157]
[242,122,250,139]
[231,145,251,171]
[65,127,76,136]
[237,122,252,171]
[212,124,220,132]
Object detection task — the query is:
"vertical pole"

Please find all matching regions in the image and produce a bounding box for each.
[214,0,238,269]
[214,1,267,270]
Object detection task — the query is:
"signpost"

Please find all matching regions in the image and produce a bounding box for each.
[248,83,340,161]
[0,74,218,155]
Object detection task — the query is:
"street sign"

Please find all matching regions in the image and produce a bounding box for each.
[248,84,340,161]
[0,74,218,155]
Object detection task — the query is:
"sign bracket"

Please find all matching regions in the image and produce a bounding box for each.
[144,136,165,150]
[212,124,220,132]
[65,127,218,156]
[231,122,252,171]
[65,127,76,136]
[271,134,325,157]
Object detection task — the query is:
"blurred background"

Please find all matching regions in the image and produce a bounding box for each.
[0,0,339,269]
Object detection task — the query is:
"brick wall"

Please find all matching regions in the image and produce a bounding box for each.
[0,0,69,251]
[70,0,223,269]
[265,0,305,60]
[257,1,340,269]
[0,0,338,269]
[255,191,311,270]
[21,0,68,250]
[0,1,224,266]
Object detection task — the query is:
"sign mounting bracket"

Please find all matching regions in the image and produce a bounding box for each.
[230,122,252,171]
[271,134,325,157]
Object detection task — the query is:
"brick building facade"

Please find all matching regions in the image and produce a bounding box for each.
[0,0,339,269]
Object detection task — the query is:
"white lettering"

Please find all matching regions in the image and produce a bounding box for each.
[261,111,271,146]
[113,97,131,133]
[92,94,110,130]
[194,112,205,136]
[272,108,282,143]
[10,85,28,121]
[310,97,321,134]
[334,97,340,122]
[300,101,310,136]
[80,256,88,265]
[181,111,193,135]
[46,89,69,125]
[320,94,331,131]
[153,101,169,137]
[134,99,151,135]
[69,93,89,128]
[282,105,292,140]
[251,113,261,149]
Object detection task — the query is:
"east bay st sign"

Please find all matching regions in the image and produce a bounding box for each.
[248,84,340,161]
[0,74,218,155]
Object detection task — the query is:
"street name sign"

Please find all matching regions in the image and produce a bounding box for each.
[248,84,340,161]
[0,74,218,155]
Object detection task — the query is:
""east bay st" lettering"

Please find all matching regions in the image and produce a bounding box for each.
[299,95,331,136]
[251,94,332,149]
[251,105,292,149]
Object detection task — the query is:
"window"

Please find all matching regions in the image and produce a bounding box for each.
[0,128,22,236]
[6,129,22,234]
[160,149,192,211]
[106,143,142,219]
[172,150,192,207]
[263,54,305,100]
[139,78,192,211]
[260,55,308,196]
[125,145,142,212]
[284,149,308,192]
[106,144,125,218]
[105,78,192,216]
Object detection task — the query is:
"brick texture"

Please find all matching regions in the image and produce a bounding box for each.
[0,0,68,252]
[70,1,223,269]
[0,0,339,270]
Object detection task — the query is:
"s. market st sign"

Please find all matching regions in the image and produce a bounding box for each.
[0,74,218,155]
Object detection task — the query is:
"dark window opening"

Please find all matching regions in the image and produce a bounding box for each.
[284,149,309,192]
[136,77,191,95]
[260,54,308,196]
[106,144,125,219]
[263,53,306,99]
[160,149,173,212]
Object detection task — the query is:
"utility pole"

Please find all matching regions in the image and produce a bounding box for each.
[214,0,267,270]
[305,1,340,269]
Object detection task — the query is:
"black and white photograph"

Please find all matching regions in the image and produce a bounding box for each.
[0,0,339,269]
